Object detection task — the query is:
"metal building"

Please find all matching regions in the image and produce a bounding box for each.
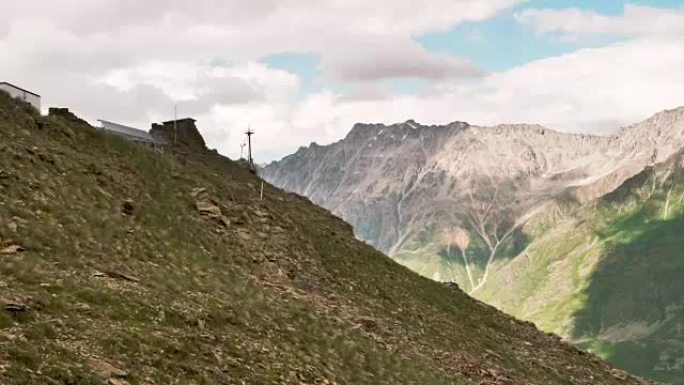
[0,82,41,111]
[98,119,168,152]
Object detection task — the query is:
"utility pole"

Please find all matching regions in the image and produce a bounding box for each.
[245,126,254,167]
[174,105,178,145]
[240,142,246,159]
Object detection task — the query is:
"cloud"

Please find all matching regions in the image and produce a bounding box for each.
[321,35,484,81]
[98,61,298,106]
[0,0,518,121]
[0,0,521,36]
[475,37,684,128]
[232,37,684,161]
[1,1,682,163]
[0,0,512,101]
[515,4,684,39]
[0,0,521,159]
[0,1,521,67]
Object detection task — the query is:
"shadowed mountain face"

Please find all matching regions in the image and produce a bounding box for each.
[477,155,684,384]
[261,108,684,383]
[0,91,654,385]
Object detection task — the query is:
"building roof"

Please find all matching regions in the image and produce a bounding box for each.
[162,117,196,124]
[0,82,40,97]
[98,119,166,144]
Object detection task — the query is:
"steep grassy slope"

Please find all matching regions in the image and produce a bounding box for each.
[0,92,649,385]
[478,157,684,384]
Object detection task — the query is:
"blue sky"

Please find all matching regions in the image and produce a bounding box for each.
[421,0,684,70]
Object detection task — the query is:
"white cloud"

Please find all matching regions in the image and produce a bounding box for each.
[0,0,521,36]
[1,2,683,163]
[0,0,519,159]
[0,0,520,119]
[321,35,484,81]
[0,0,520,73]
[248,37,684,162]
[475,37,684,128]
[515,4,684,39]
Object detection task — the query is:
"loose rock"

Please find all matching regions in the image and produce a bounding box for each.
[218,216,231,227]
[0,244,25,254]
[196,201,222,217]
[94,270,140,283]
[121,199,135,215]
[190,187,207,198]
[87,357,127,378]
[3,302,30,313]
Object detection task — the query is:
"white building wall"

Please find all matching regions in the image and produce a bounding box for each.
[0,83,41,111]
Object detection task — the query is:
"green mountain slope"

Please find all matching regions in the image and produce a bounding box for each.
[0,92,652,384]
[478,156,684,384]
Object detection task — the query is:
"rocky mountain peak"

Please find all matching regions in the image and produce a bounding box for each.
[618,106,684,136]
[344,119,470,142]
[262,106,684,260]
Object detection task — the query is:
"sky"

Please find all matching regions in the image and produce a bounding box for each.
[1,1,683,162]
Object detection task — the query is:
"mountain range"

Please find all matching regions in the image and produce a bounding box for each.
[262,107,684,383]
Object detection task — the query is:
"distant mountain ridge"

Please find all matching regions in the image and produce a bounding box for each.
[261,107,684,383]
[263,107,684,260]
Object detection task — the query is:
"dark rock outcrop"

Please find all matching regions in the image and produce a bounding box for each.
[48,107,92,128]
[150,118,207,152]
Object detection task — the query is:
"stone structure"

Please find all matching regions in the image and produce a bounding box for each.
[150,118,207,152]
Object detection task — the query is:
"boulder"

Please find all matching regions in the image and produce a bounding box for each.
[196,201,222,217]
[0,244,24,254]
[121,199,135,215]
[87,357,127,378]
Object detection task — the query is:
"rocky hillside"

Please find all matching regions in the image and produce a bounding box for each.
[261,108,684,383]
[0,91,652,384]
